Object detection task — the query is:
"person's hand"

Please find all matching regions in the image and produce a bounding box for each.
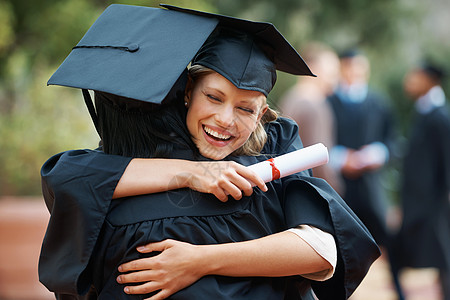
[117,239,207,300]
[356,144,385,172]
[183,160,268,202]
[341,145,385,179]
[341,150,365,179]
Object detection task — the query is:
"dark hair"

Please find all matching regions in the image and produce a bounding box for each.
[422,63,445,83]
[94,91,197,158]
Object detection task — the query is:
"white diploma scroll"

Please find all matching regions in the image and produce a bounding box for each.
[248,143,329,183]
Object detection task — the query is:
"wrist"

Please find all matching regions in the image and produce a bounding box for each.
[194,244,221,276]
[173,160,196,189]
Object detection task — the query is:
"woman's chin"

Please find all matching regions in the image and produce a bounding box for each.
[199,146,232,160]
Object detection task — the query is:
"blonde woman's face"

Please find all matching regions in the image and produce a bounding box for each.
[186,72,268,160]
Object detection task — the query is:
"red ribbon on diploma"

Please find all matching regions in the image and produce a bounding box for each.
[267,158,281,180]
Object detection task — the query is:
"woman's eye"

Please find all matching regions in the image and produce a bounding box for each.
[207,94,221,102]
[238,107,255,114]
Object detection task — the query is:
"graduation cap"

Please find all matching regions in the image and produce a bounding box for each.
[162,4,315,96]
[48,4,219,103]
[48,4,313,134]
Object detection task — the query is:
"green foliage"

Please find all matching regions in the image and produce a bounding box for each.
[0,0,449,195]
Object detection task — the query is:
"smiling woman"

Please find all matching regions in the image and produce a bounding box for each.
[39,4,379,300]
[186,66,269,160]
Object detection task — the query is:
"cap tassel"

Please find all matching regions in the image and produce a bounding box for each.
[82,89,101,137]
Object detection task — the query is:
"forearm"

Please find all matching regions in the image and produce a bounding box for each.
[113,158,193,198]
[200,231,331,277]
[117,230,333,297]
[113,158,267,201]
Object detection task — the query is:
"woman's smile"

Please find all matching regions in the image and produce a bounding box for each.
[186,71,267,160]
[202,125,233,146]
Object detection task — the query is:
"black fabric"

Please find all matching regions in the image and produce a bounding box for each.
[192,27,276,96]
[161,4,314,78]
[39,118,379,299]
[396,106,450,271]
[39,149,132,295]
[327,91,395,246]
[48,4,314,105]
[47,5,218,104]
[82,89,100,136]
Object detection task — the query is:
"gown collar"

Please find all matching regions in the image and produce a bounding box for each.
[415,85,446,114]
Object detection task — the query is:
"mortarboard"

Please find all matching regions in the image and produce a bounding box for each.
[48,4,219,103]
[48,4,314,133]
[49,3,314,102]
[162,4,314,96]
[47,4,218,135]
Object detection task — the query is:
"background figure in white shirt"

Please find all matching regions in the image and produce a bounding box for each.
[396,63,450,300]
[326,49,404,299]
[279,42,343,194]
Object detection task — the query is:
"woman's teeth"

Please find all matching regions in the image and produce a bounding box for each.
[204,126,231,140]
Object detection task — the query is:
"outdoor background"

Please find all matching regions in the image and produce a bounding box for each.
[0,0,449,299]
[1,0,449,197]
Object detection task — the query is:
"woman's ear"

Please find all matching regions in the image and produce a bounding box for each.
[257,104,269,122]
[184,75,194,107]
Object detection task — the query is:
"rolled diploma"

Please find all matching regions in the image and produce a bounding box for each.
[247,143,329,183]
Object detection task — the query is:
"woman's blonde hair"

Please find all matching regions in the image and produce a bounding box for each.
[187,64,278,156]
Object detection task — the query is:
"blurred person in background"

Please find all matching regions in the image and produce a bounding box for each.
[396,62,450,300]
[327,49,404,299]
[279,42,343,194]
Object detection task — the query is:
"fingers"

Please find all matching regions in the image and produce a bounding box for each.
[136,239,171,253]
[119,240,174,272]
[218,179,244,200]
[233,164,267,194]
[192,161,268,200]
[145,289,172,300]
[216,163,268,200]
[118,257,153,272]
[119,274,174,299]
[122,280,159,295]
[213,190,229,202]
[117,270,155,284]
[251,176,268,193]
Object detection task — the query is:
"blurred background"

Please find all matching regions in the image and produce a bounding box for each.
[0,0,448,299]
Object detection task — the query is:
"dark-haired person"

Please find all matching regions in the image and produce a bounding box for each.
[39,4,379,300]
[326,49,402,298]
[397,63,450,300]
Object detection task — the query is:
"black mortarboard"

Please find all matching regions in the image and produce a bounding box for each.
[162,4,315,96]
[48,4,219,103]
[48,4,313,134]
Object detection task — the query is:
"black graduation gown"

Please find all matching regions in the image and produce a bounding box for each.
[327,92,395,245]
[396,106,450,271]
[39,118,379,300]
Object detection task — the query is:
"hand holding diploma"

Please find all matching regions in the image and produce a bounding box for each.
[248,143,329,183]
[181,143,329,201]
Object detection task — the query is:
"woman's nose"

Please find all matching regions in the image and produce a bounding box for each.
[215,105,235,127]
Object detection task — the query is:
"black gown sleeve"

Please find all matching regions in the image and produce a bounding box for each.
[282,176,380,299]
[38,149,131,295]
[431,108,450,189]
[266,118,380,299]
